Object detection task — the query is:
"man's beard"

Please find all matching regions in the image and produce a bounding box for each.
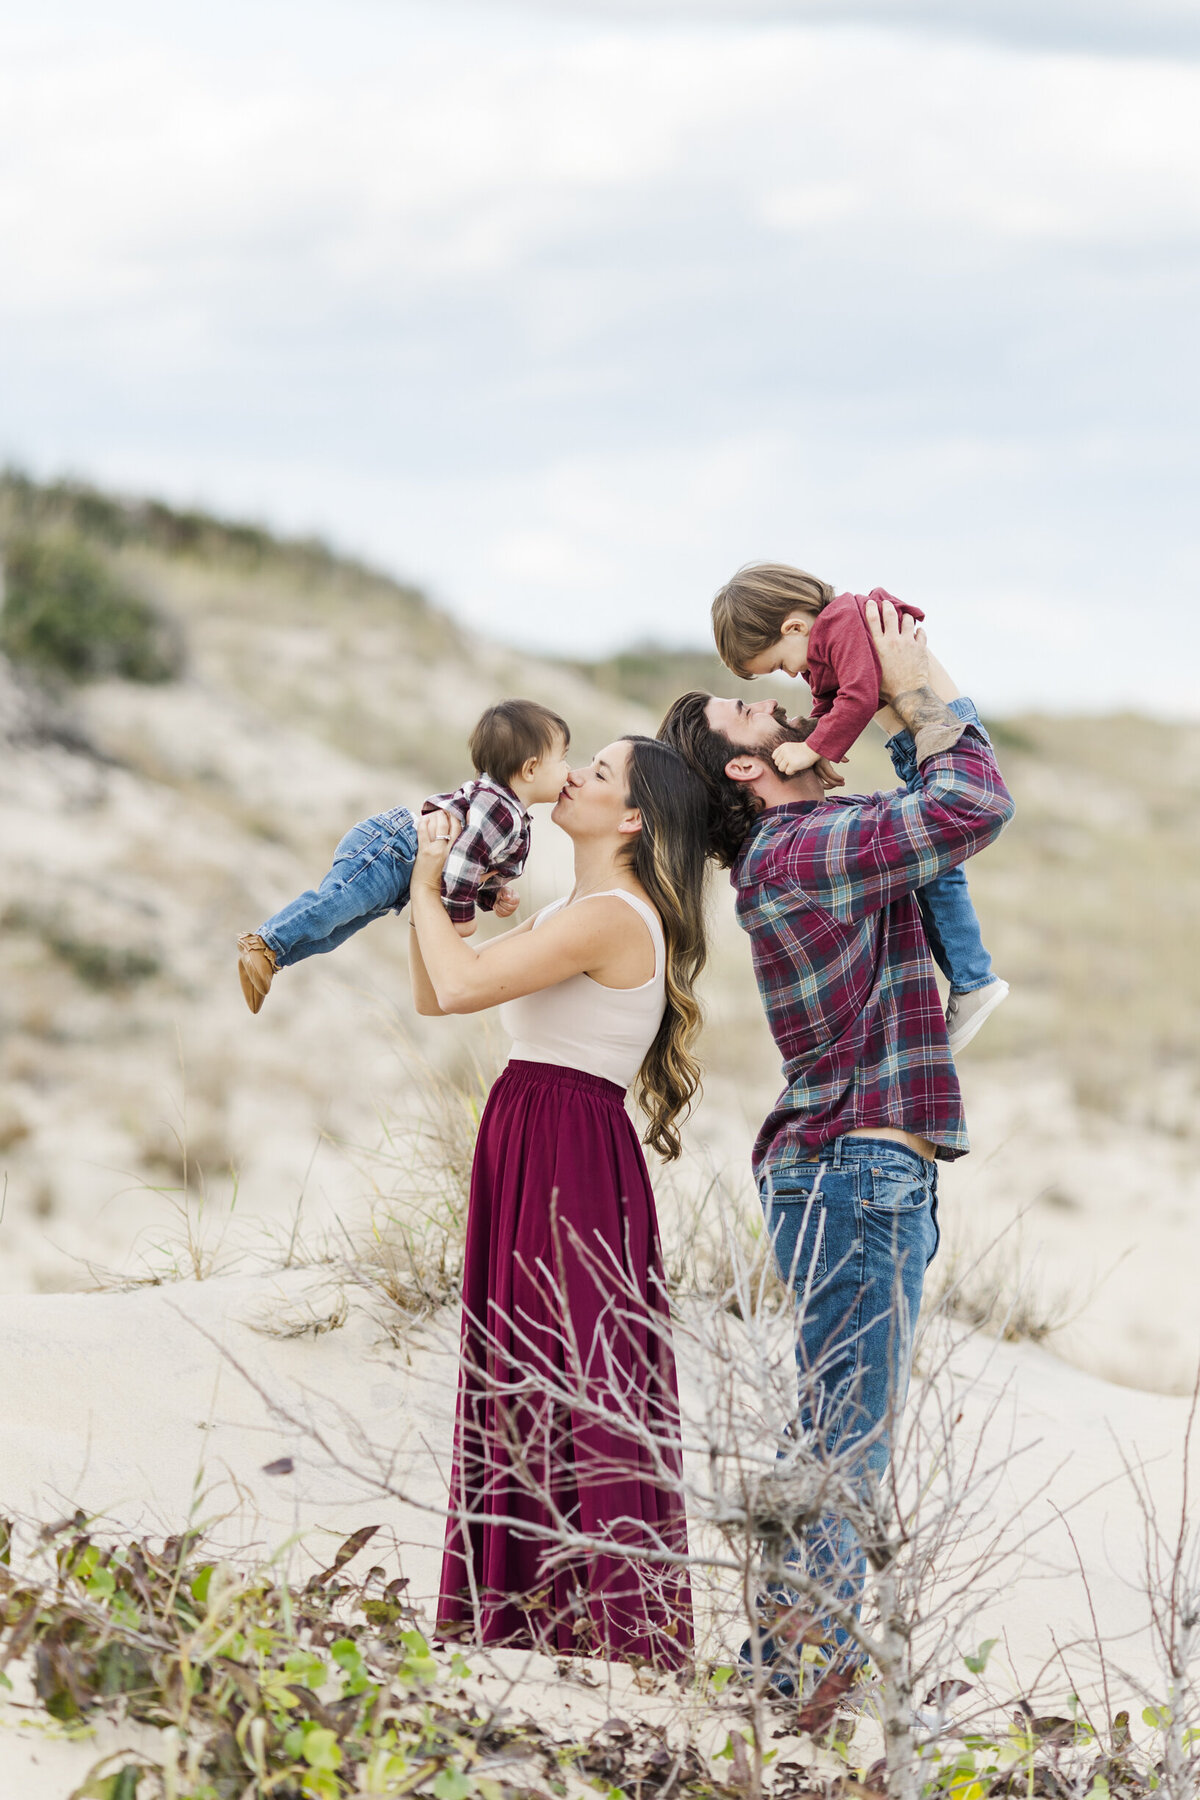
[732,703,816,779]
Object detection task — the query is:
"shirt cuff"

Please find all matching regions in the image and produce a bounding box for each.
[886,701,982,765]
[911,717,967,764]
[804,722,854,763]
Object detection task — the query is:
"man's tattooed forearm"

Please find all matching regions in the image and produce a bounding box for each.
[889,686,960,733]
[888,685,966,761]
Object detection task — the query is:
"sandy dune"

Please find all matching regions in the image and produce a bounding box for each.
[2,1267,1195,1793]
[2,500,1198,1790]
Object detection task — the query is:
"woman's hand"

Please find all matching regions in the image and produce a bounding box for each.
[414,809,461,890]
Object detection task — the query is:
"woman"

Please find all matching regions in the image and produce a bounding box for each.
[409,735,709,1670]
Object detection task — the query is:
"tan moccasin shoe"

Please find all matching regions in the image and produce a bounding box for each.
[237,933,277,1014]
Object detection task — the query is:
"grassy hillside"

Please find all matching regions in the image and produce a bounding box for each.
[0,473,650,1298]
[562,642,767,714]
[0,470,637,791]
[2,468,1195,1128]
[1,472,1198,1389]
[966,711,1200,1113]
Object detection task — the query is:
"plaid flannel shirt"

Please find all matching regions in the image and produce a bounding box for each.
[422,776,531,926]
[732,725,1013,1181]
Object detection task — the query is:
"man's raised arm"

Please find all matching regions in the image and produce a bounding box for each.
[867,598,966,762]
[764,599,1014,919]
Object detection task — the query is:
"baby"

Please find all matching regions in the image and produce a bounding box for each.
[711,563,1008,1054]
[237,698,571,1013]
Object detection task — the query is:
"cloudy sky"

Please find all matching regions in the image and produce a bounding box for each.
[2,0,1197,711]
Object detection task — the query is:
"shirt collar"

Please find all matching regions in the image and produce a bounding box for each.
[476,773,530,817]
[762,798,825,817]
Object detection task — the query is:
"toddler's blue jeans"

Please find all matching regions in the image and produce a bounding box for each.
[886,697,994,994]
[257,807,418,969]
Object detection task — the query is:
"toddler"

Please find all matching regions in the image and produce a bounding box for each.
[711,563,1008,1054]
[237,699,571,1014]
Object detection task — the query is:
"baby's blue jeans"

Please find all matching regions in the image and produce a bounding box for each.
[257,807,418,969]
[886,697,994,994]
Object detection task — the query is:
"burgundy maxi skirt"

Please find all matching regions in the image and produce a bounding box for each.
[436,1060,693,1669]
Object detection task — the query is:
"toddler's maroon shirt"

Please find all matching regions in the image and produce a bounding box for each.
[805,588,926,763]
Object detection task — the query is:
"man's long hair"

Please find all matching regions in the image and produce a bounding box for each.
[657,691,816,868]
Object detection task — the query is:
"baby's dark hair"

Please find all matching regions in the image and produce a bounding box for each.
[470,699,570,787]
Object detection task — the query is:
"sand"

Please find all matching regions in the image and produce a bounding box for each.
[2,570,1198,1791]
[2,1266,1195,1795]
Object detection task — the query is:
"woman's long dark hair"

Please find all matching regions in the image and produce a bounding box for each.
[619,736,710,1161]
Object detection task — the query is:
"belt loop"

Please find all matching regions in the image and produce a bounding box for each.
[829,1136,843,1169]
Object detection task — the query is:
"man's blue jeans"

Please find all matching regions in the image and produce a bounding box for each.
[886,698,993,994]
[257,807,418,969]
[759,1136,939,1668]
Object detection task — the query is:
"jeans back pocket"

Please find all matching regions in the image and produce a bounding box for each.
[760,1170,830,1289]
[332,822,383,867]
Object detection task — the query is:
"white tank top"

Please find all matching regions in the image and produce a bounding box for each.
[499,890,667,1091]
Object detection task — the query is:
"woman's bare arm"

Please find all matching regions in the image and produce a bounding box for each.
[410,815,651,1015]
[410,905,540,1017]
[413,886,648,1014]
[408,919,446,1016]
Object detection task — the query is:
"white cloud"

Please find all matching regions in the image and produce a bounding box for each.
[0,1,1196,710]
[3,15,1199,329]
[491,526,610,587]
[757,183,865,231]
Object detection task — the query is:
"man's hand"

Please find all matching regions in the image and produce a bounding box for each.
[866,596,930,702]
[866,596,964,762]
[773,739,821,777]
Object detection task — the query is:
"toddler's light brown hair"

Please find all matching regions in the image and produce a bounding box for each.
[711,563,836,678]
[470,699,570,789]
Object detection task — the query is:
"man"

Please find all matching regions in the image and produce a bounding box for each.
[659,601,1014,1686]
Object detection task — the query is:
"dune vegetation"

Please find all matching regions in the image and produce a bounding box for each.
[1,472,1199,1794]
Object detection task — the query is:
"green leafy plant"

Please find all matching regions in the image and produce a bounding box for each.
[0,1516,488,1797]
[0,1516,732,1799]
[1,903,160,990]
[0,531,182,682]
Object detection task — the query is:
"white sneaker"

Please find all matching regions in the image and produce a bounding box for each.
[945,978,1009,1055]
